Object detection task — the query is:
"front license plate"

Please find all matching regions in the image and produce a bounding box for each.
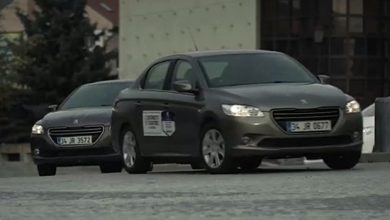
[57,136,93,146]
[287,120,332,133]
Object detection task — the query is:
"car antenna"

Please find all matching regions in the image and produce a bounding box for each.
[186,27,199,51]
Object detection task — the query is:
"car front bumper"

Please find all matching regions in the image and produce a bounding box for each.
[219,111,363,158]
[32,153,121,166]
[30,126,121,166]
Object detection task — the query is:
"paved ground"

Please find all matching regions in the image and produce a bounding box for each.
[0,163,389,220]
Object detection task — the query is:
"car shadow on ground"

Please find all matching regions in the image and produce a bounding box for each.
[149,167,342,175]
[148,162,366,175]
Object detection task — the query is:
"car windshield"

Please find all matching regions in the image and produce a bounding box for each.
[199,53,318,88]
[60,82,131,110]
[363,104,375,117]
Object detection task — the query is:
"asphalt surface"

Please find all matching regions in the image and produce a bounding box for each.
[0,162,389,220]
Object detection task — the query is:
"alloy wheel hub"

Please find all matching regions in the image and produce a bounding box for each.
[202,129,225,168]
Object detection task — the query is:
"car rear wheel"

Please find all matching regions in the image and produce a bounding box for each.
[121,128,152,174]
[37,165,56,176]
[200,124,234,174]
[238,158,262,171]
[323,152,361,170]
[99,162,122,173]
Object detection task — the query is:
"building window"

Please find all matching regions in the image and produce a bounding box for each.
[261,0,390,106]
[330,38,345,55]
[292,0,301,17]
[277,0,290,18]
[333,0,347,15]
[350,58,366,76]
[349,17,363,33]
[349,0,363,15]
[330,58,347,75]
[333,17,347,33]
[352,38,366,55]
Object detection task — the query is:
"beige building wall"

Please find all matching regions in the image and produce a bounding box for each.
[119,0,258,79]
[86,6,113,30]
[0,0,31,33]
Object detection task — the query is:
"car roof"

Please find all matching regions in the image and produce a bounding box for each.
[83,79,133,87]
[172,49,282,58]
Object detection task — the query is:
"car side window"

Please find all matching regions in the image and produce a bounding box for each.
[171,60,197,89]
[143,61,170,90]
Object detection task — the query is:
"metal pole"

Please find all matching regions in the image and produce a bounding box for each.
[375,97,390,152]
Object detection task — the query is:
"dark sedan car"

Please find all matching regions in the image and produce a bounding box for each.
[31,80,132,176]
[112,50,362,174]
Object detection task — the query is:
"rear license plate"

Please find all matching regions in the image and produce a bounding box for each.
[57,136,93,146]
[287,120,332,133]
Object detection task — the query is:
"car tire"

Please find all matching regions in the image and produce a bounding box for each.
[37,165,56,176]
[200,123,235,174]
[238,158,262,171]
[323,152,361,170]
[99,162,122,173]
[121,127,152,174]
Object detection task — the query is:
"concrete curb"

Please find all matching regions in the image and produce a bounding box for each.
[0,143,31,163]
[360,153,390,163]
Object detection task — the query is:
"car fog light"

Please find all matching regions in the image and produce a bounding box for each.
[241,136,251,145]
[33,148,40,156]
[352,132,361,141]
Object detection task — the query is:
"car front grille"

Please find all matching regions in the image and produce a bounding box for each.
[272,107,340,133]
[258,136,352,148]
[48,126,104,145]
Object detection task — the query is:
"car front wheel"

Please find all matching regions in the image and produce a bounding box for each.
[121,128,152,174]
[200,124,234,174]
[323,152,361,170]
[37,165,56,176]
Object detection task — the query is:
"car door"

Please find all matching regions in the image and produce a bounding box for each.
[136,60,175,156]
[164,59,205,156]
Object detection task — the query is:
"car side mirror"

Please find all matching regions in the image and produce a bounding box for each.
[173,80,198,94]
[48,104,58,112]
[317,74,330,84]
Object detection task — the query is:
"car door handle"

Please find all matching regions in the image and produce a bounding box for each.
[163,102,169,109]
[135,101,141,107]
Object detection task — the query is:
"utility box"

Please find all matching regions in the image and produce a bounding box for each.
[375,97,390,152]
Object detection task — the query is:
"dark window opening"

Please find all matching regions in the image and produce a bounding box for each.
[4,153,21,162]
[261,0,390,107]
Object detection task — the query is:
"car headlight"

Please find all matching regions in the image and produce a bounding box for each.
[222,104,264,117]
[346,100,361,114]
[32,124,45,135]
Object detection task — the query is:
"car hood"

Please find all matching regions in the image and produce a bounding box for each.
[40,107,112,128]
[216,83,349,111]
